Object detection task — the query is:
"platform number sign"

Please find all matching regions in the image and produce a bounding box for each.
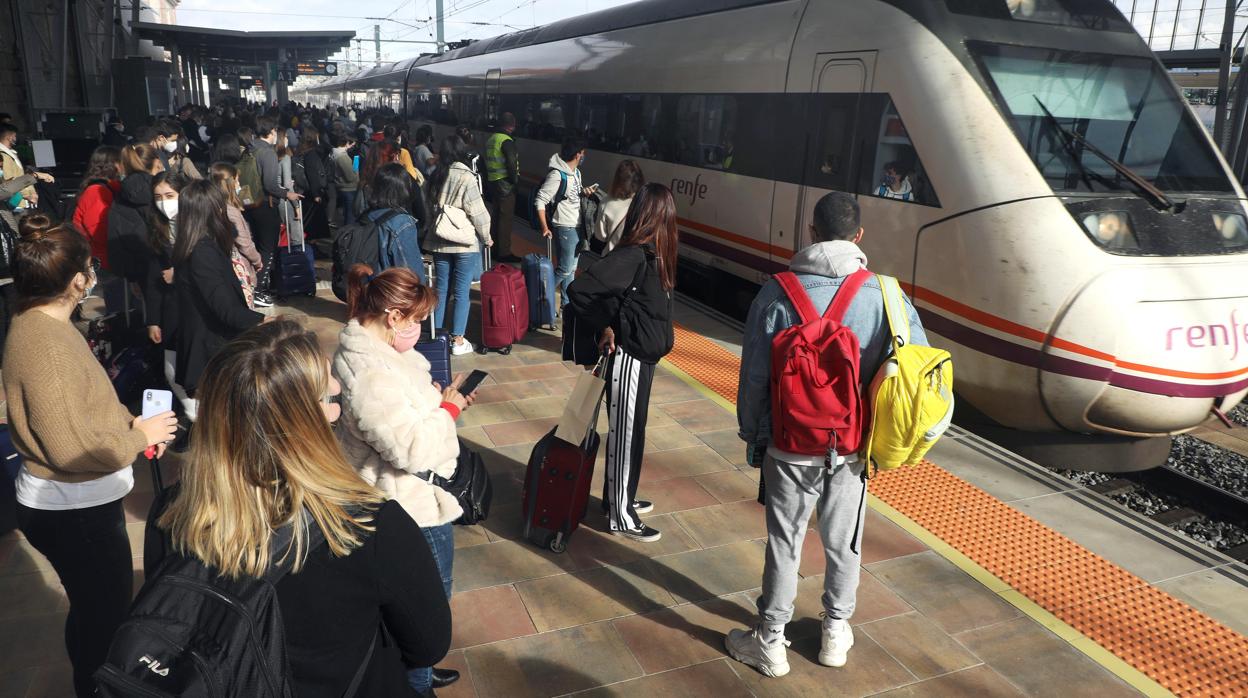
[274,68,297,84]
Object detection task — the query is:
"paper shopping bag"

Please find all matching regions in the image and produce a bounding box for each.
[554,366,606,445]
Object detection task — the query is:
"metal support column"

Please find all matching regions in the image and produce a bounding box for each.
[129,0,140,55]
[435,0,444,53]
[169,45,187,106]
[1214,1,1237,150]
[374,24,381,66]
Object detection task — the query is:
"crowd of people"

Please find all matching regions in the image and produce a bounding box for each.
[0,99,930,695]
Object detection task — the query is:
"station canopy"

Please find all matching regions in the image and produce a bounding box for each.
[132,22,354,64]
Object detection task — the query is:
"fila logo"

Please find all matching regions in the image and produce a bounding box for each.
[139,655,170,677]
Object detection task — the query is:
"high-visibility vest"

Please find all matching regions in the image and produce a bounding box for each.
[484,132,513,183]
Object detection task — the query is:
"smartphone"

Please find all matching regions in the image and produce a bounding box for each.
[141,389,173,420]
[457,370,489,396]
[352,155,361,172]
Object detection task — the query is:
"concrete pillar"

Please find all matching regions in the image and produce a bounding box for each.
[169,45,187,107]
[275,47,289,105]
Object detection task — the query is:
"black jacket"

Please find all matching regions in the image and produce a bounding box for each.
[566,243,674,364]
[276,500,451,698]
[144,237,176,341]
[107,173,157,284]
[294,148,329,199]
[173,239,264,392]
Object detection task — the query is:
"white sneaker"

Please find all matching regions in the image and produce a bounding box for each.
[819,618,854,667]
[725,626,790,678]
[451,339,475,356]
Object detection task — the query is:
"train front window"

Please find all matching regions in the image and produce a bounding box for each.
[972,43,1232,194]
[946,0,1131,31]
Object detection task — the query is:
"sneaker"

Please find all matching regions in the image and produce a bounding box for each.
[819,617,854,667]
[725,626,790,678]
[451,339,475,356]
[611,524,661,543]
[633,500,654,515]
[253,291,274,308]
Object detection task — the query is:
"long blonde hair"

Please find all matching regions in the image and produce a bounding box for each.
[159,319,382,579]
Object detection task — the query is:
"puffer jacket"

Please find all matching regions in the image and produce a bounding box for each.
[107,172,156,284]
[425,161,491,255]
[332,320,463,526]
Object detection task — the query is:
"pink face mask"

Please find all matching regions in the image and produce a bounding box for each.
[391,324,421,353]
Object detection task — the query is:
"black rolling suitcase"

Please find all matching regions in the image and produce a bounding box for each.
[274,202,317,297]
[415,256,452,389]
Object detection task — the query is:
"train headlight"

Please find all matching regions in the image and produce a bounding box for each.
[1212,212,1248,248]
[1080,211,1139,251]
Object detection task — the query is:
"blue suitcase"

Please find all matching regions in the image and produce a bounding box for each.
[415,257,453,388]
[275,242,318,297]
[524,238,557,330]
[1,425,23,481]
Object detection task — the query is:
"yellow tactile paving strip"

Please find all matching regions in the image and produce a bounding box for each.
[663,323,1248,698]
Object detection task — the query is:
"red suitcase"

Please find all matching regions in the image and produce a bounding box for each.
[478,247,528,354]
[522,362,606,553]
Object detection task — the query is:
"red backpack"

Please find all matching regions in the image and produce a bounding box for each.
[769,269,871,459]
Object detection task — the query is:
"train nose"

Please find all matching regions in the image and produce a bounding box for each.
[1040,262,1248,436]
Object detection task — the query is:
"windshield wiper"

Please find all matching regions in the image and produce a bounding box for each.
[1034,97,1177,212]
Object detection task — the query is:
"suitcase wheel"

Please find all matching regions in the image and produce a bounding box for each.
[549,533,567,554]
[477,345,488,355]
[500,345,512,355]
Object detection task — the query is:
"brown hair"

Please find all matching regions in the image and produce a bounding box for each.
[618,183,679,291]
[121,143,160,175]
[208,161,243,210]
[12,224,92,312]
[296,126,320,156]
[159,319,382,579]
[172,179,235,265]
[16,213,53,239]
[78,145,123,194]
[345,264,436,325]
[609,160,645,200]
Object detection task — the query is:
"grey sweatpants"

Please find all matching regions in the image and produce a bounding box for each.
[758,454,868,634]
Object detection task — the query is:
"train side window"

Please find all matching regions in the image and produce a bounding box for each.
[533,95,569,143]
[806,94,860,192]
[433,93,458,126]
[616,94,662,159]
[857,96,940,207]
[675,95,737,170]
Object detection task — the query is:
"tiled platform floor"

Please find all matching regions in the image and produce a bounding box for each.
[0,274,1148,697]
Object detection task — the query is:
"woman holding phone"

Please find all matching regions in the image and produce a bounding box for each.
[2,225,177,696]
[332,263,474,696]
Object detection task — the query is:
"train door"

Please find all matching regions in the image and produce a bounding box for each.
[485,69,502,125]
[774,53,874,264]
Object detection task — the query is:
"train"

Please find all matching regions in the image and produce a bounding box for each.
[309,0,1248,444]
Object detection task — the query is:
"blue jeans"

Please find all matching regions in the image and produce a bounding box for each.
[553,226,579,307]
[408,523,454,693]
[433,252,477,338]
[338,190,357,226]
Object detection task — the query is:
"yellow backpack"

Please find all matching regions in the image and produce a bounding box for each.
[862,276,954,473]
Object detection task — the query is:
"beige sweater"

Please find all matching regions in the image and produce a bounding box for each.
[2,311,147,483]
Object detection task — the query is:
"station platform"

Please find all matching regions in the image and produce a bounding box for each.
[1,234,1246,697]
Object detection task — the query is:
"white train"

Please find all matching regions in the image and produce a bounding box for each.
[311,0,1248,440]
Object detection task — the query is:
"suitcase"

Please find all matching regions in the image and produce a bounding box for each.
[521,367,605,553]
[478,247,528,354]
[523,238,557,330]
[416,257,453,388]
[0,425,23,482]
[275,204,318,297]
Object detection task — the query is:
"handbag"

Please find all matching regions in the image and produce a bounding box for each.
[554,354,608,443]
[432,176,477,246]
[422,439,493,525]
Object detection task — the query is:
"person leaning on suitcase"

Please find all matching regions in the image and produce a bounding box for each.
[564,183,677,543]
[331,265,478,697]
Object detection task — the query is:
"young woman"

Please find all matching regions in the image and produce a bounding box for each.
[208,161,264,294]
[208,132,243,166]
[425,135,492,356]
[412,125,436,179]
[156,319,452,697]
[144,171,184,347]
[171,179,264,402]
[363,163,426,283]
[332,264,472,696]
[71,145,123,270]
[566,183,678,542]
[355,139,400,222]
[592,160,646,254]
[293,127,330,238]
[3,225,177,696]
[107,143,163,287]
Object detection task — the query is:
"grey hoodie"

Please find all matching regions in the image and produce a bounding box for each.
[737,241,929,466]
[533,153,583,228]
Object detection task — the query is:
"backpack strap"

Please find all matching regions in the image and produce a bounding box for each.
[877,274,910,351]
[774,272,819,325]
[823,268,872,324]
[557,170,568,202]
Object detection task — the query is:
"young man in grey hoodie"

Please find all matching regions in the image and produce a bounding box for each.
[727,192,928,677]
[534,136,598,307]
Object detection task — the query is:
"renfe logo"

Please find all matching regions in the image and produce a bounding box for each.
[670,174,708,207]
[1166,309,1248,360]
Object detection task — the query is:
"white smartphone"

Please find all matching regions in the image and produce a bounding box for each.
[141,389,174,420]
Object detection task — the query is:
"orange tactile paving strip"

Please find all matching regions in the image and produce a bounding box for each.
[664,323,1248,697]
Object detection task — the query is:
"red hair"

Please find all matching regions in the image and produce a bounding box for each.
[345,264,436,323]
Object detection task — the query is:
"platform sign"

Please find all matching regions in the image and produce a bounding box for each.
[205,64,261,77]
[273,68,297,83]
[290,61,336,76]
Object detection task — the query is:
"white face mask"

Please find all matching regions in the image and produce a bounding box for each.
[163,140,179,153]
[157,199,178,220]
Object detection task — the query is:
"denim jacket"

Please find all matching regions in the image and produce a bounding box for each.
[737,241,928,463]
[369,208,427,284]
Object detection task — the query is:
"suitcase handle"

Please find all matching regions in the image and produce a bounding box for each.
[547,235,553,262]
[483,244,491,270]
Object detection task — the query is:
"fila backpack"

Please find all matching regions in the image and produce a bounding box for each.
[769,270,871,461]
[862,276,954,472]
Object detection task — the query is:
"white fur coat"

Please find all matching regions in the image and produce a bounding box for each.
[332,320,463,526]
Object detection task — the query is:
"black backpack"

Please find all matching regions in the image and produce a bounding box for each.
[529,167,567,230]
[331,209,400,301]
[95,516,376,697]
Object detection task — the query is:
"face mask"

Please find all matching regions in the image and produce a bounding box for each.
[157,199,178,220]
[79,268,97,302]
[235,185,242,195]
[390,323,422,353]
[115,124,125,133]
[163,140,178,153]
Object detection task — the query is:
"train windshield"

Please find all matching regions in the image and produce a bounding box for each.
[971,43,1233,195]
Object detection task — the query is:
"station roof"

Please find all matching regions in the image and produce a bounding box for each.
[131,22,354,63]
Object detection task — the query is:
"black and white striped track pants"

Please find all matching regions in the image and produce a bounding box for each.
[603,347,656,532]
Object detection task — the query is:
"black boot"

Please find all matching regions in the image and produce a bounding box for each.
[430,667,460,689]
